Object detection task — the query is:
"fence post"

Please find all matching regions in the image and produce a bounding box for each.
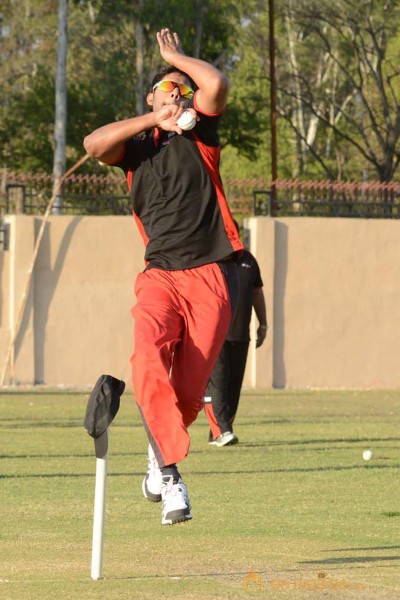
[253,190,273,217]
[6,184,26,214]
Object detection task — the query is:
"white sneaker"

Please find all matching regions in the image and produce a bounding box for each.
[142,445,162,503]
[161,476,192,525]
[211,431,238,447]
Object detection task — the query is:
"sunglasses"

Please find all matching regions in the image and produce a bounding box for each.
[152,79,194,99]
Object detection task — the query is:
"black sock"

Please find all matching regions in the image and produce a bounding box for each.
[161,464,180,483]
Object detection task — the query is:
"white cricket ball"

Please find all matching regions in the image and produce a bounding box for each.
[362,449,373,461]
[177,111,196,131]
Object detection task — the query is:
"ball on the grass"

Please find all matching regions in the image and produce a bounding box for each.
[177,111,196,131]
[362,449,373,461]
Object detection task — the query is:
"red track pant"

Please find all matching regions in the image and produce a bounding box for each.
[131,262,232,467]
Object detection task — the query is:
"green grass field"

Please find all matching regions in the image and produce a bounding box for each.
[1,388,399,599]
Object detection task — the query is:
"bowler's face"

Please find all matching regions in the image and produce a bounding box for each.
[148,72,192,112]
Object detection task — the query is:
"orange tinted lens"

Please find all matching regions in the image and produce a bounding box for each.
[178,84,194,98]
[155,80,193,98]
[156,80,175,93]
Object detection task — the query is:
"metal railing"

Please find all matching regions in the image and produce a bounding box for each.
[254,180,400,219]
[2,170,400,219]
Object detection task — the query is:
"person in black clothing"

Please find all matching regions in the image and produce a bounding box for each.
[204,221,268,446]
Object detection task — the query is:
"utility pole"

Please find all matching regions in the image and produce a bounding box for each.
[52,0,68,215]
[135,0,144,116]
[268,0,278,215]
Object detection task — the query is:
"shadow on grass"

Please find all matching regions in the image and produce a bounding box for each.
[0,451,146,460]
[328,546,400,551]
[2,463,400,479]
[112,569,269,581]
[0,421,141,429]
[302,556,400,565]
[2,440,399,459]
[241,437,400,447]
[0,390,135,396]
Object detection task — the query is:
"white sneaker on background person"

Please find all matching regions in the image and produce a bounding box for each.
[209,431,238,447]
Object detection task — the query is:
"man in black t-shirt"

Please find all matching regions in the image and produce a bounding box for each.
[204,221,268,446]
[84,29,242,525]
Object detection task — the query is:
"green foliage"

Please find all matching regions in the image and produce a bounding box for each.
[1,0,400,180]
[275,0,400,180]
[1,66,55,171]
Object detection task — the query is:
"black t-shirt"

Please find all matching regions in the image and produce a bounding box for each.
[113,94,243,270]
[227,249,263,342]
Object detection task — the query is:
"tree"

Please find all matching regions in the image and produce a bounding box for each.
[0,0,59,171]
[3,0,400,182]
[2,0,260,174]
[52,0,68,214]
[276,0,400,181]
[219,0,272,180]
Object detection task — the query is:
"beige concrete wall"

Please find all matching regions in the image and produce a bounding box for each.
[1,216,35,384]
[242,217,275,388]
[0,226,11,369]
[1,215,142,387]
[0,215,399,389]
[246,217,400,389]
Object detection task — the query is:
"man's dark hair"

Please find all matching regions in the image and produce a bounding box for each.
[150,66,196,92]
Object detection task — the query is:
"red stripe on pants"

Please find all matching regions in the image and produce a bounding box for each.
[130,262,231,467]
[204,402,222,440]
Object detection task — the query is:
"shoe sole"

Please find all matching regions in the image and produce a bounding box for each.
[215,436,238,447]
[162,509,193,526]
[142,476,162,503]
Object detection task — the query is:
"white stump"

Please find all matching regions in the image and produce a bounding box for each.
[91,442,108,579]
